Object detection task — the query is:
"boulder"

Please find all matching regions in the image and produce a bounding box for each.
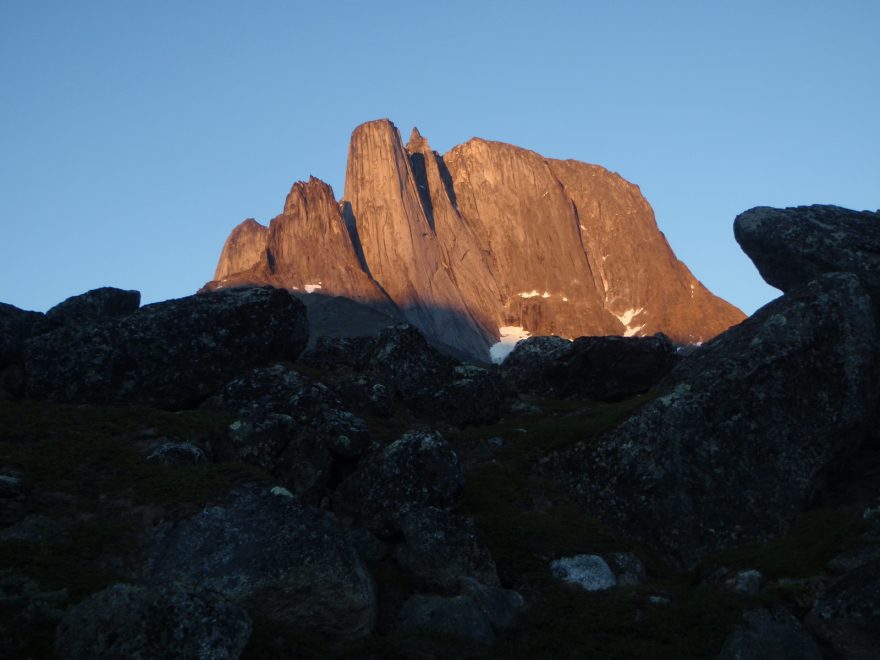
[734,204,880,294]
[394,506,500,588]
[338,430,464,534]
[501,334,678,400]
[0,303,48,367]
[412,365,504,426]
[550,555,616,592]
[205,364,370,458]
[46,287,140,326]
[329,376,395,418]
[300,335,378,372]
[398,579,523,645]
[717,608,821,660]
[558,273,880,568]
[499,336,572,394]
[147,485,376,639]
[399,593,495,645]
[368,324,455,399]
[23,287,308,408]
[225,412,333,500]
[54,583,252,660]
[806,557,880,659]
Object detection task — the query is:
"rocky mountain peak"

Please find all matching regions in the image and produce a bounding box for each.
[205,119,745,360]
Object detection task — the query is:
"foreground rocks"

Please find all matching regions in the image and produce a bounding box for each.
[501,333,679,400]
[735,204,880,294]
[55,583,252,660]
[23,287,308,407]
[147,486,377,639]
[559,272,880,567]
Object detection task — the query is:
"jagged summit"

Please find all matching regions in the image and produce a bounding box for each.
[206,119,745,359]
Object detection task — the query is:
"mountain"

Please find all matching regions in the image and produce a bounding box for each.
[205,119,744,360]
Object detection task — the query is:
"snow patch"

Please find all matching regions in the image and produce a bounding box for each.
[614,307,646,337]
[519,290,551,299]
[304,283,322,293]
[489,326,531,364]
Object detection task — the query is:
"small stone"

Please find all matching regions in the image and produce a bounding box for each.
[145,441,206,467]
[550,554,616,592]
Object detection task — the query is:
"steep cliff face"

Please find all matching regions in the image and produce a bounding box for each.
[207,178,391,309]
[342,120,495,358]
[442,138,622,339]
[547,159,745,342]
[214,219,268,281]
[205,119,745,359]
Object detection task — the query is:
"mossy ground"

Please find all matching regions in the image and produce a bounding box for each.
[0,400,266,658]
[0,396,871,659]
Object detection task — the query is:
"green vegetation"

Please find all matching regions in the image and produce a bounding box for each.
[706,507,867,580]
[0,400,268,658]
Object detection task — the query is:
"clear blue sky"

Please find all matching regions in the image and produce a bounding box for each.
[2,1,877,315]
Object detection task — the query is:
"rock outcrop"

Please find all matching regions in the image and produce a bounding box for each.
[23,287,308,407]
[734,204,880,294]
[206,119,745,360]
[55,583,252,660]
[148,486,377,640]
[558,272,880,568]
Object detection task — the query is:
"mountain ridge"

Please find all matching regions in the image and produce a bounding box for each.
[206,119,744,359]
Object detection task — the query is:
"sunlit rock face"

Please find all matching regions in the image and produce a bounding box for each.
[206,119,745,360]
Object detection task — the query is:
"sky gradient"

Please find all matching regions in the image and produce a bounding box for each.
[2,1,878,317]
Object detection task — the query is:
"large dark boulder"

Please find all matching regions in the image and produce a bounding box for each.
[23,287,308,407]
[54,582,252,660]
[300,335,378,372]
[205,364,370,458]
[368,324,456,399]
[717,608,821,660]
[338,430,464,534]
[734,205,880,294]
[147,485,376,640]
[501,334,678,400]
[0,303,48,367]
[46,287,140,326]
[411,365,504,426]
[394,506,500,588]
[558,272,880,568]
[805,558,880,659]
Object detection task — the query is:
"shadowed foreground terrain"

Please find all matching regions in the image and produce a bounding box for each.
[1,204,879,658]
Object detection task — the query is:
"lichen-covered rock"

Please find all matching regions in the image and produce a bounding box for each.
[338,430,464,534]
[550,555,616,592]
[329,376,395,418]
[300,335,378,372]
[502,333,678,400]
[399,593,495,645]
[147,485,376,639]
[394,506,500,588]
[205,364,370,459]
[367,324,455,399]
[558,273,880,568]
[0,303,48,367]
[717,608,821,660]
[608,552,647,586]
[225,412,333,500]
[23,287,308,408]
[412,365,504,426]
[500,336,572,393]
[398,579,523,645]
[805,557,880,659]
[734,204,880,294]
[46,287,140,326]
[54,582,252,660]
